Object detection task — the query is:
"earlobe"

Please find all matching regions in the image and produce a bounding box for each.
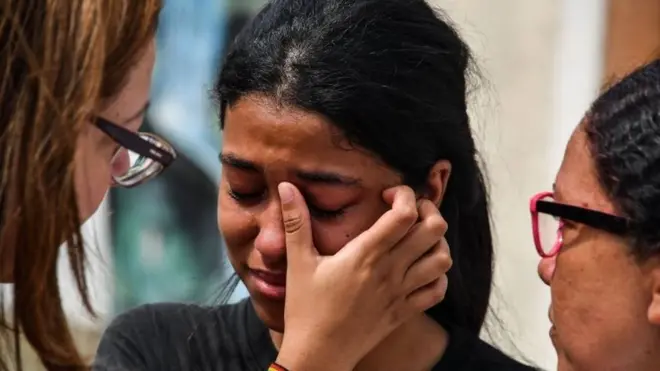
[647,262,660,325]
[423,160,451,206]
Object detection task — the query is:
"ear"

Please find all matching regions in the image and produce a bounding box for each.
[423,160,451,206]
[647,257,660,325]
[642,256,660,326]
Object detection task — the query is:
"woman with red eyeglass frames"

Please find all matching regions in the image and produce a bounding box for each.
[529,59,660,371]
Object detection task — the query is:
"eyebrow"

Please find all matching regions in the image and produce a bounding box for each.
[220,153,257,171]
[295,170,360,185]
[219,153,361,186]
[122,101,150,124]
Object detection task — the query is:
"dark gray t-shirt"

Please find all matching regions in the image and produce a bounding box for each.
[92,299,536,371]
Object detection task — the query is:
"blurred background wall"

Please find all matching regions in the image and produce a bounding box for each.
[40,0,660,370]
[432,1,604,369]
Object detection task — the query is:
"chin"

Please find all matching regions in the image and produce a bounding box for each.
[557,357,577,371]
[77,191,108,223]
[250,294,285,333]
[557,346,584,371]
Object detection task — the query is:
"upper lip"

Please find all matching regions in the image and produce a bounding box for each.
[249,268,286,286]
[548,306,554,324]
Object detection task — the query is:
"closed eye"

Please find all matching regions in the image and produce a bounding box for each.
[307,205,345,220]
[227,188,346,220]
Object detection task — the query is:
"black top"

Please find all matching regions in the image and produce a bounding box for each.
[93,299,537,371]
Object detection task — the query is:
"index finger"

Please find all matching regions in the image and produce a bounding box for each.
[341,185,418,261]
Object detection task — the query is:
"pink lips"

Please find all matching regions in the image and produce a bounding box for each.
[549,326,558,348]
[249,269,287,300]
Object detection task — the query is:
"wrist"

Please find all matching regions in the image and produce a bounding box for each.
[276,341,353,371]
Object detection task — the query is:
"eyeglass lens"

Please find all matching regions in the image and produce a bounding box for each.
[536,195,562,256]
[110,133,166,186]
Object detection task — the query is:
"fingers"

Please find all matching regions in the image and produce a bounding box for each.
[401,238,452,293]
[279,182,316,265]
[343,186,417,261]
[390,199,447,273]
[537,256,556,285]
[383,239,450,328]
[405,275,449,312]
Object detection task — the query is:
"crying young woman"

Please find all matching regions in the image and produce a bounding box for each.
[93,1,536,370]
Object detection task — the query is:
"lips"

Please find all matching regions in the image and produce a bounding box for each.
[249,269,287,300]
[548,306,554,325]
[251,269,286,285]
[548,305,558,348]
[549,326,558,348]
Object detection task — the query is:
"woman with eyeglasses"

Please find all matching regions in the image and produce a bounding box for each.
[531,59,660,370]
[1,1,451,370]
[0,1,171,369]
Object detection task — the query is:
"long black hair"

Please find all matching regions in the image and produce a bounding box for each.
[215,0,493,335]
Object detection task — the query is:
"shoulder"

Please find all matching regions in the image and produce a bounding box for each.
[98,301,245,345]
[435,326,539,371]
[93,300,251,371]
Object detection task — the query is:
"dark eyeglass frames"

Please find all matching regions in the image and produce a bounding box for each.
[95,117,177,188]
[529,191,630,257]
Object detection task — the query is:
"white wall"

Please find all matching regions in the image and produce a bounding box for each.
[430,1,606,369]
[552,0,607,166]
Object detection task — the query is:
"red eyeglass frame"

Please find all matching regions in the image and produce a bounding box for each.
[530,191,563,258]
[529,190,630,258]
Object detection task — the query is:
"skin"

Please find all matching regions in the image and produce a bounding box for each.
[74,39,156,220]
[539,124,660,371]
[218,94,451,371]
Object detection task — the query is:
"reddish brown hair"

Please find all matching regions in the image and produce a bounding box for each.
[0,1,161,369]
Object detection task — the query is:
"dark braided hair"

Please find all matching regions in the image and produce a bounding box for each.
[586,59,660,258]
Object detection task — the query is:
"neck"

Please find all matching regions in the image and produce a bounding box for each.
[270,314,449,371]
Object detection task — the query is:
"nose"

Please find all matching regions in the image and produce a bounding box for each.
[537,255,557,285]
[254,200,287,266]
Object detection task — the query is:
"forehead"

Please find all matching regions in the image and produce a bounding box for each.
[223,95,335,151]
[222,95,398,184]
[555,126,616,214]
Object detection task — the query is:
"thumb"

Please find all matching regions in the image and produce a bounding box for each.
[278,182,316,265]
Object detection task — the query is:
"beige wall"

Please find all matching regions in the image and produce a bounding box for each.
[430,0,558,369]
[431,1,606,370]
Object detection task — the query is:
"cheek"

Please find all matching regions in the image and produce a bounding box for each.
[218,192,256,264]
[551,241,652,369]
[74,133,112,221]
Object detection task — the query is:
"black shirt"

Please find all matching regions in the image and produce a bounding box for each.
[93,299,537,371]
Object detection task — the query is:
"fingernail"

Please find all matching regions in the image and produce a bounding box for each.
[278,183,294,204]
